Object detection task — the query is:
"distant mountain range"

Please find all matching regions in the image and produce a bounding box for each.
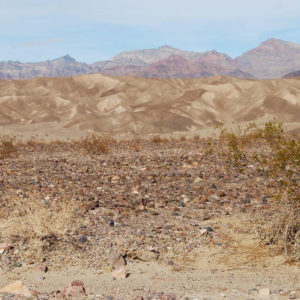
[1,38,300,80]
[283,70,300,78]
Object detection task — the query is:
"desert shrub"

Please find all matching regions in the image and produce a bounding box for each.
[219,129,247,169]
[203,138,214,156]
[80,134,111,154]
[256,119,284,143]
[151,135,163,143]
[130,133,142,152]
[217,120,299,259]
[256,133,300,260]
[0,194,83,261]
[0,135,18,159]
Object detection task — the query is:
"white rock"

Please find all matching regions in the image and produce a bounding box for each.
[112,267,128,279]
[199,229,208,236]
[0,281,32,297]
[259,288,270,297]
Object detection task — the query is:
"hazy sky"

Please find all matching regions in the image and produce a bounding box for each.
[1,0,300,62]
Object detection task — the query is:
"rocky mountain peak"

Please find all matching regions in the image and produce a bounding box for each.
[54,54,77,63]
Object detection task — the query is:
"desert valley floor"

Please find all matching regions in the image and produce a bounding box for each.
[0,75,299,299]
[0,137,299,299]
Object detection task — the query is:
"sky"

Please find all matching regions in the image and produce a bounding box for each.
[1,0,300,63]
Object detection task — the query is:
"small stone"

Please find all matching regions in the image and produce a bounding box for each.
[109,220,115,227]
[20,245,28,250]
[199,195,208,203]
[218,191,226,197]
[259,288,270,297]
[199,228,208,235]
[112,268,128,279]
[0,243,13,251]
[63,280,86,298]
[206,226,213,232]
[12,261,22,268]
[111,176,119,183]
[210,194,220,201]
[211,183,217,189]
[78,235,88,244]
[194,177,203,183]
[182,195,190,203]
[0,281,32,297]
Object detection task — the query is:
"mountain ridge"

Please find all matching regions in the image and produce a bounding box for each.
[1,38,300,80]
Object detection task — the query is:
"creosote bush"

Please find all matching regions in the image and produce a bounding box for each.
[217,120,299,260]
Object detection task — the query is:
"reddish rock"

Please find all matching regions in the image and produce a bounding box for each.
[63,280,86,298]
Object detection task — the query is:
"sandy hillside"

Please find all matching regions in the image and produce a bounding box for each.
[0,75,300,140]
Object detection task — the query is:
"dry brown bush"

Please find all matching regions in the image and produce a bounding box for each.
[130,133,142,152]
[0,135,18,159]
[151,135,163,143]
[79,134,112,154]
[0,193,82,261]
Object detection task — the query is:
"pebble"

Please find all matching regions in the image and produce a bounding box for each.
[112,268,128,279]
[12,262,22,268]
[259,288,270,297]
[0,281,32,298]
[63,280,86,298]
[78,235,88,244]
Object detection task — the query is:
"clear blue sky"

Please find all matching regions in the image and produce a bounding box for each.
[1,0,299,63]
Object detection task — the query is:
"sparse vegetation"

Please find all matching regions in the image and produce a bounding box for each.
[130,134,142,152]
[0,121,298,271]
[0,135,18,159]
[151,135,163,143]
[0,193,82,261]
[216,120,300,260]
[79,134,112,154]
[253,124,300,260]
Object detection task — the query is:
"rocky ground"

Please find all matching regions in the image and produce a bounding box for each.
[0,139,299,299]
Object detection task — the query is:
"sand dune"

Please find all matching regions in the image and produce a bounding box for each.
[0,74,299,139]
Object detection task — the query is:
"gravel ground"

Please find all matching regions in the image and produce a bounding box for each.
[0,140,299,299]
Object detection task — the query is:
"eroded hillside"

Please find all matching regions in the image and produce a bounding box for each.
[0,75,300,139]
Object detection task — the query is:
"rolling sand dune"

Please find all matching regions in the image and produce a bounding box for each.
[0,74,300,139]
